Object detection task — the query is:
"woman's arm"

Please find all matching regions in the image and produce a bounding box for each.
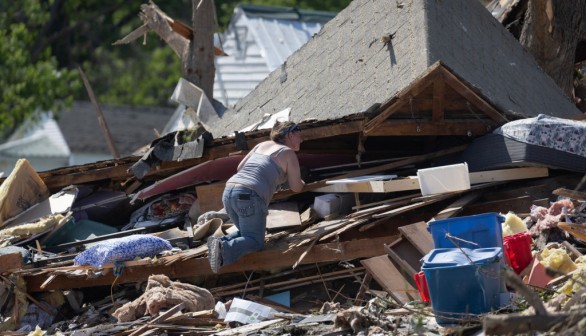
[284,150,305,192]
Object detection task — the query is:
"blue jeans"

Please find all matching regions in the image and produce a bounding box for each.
[221,186,268,266]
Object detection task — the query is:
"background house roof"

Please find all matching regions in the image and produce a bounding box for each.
[207,0,580,138]
[57,101,174,157]
[0,113,71,174]
[0,113,70,158]
[213,4,335,107]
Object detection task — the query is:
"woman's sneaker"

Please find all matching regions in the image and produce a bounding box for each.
[207,237,223,273]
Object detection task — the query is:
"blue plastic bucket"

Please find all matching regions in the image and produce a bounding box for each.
[427,212,505,249]
[422,247,503,325]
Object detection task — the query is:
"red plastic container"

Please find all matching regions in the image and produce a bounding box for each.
[503,232,533,274]
[414,271,430,303]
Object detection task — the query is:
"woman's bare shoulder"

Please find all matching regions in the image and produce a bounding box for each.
[256,141,291,155]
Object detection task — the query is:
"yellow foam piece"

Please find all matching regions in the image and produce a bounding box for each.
[541,247,577,274]
[502,212,527,237]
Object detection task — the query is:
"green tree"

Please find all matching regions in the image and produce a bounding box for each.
[0,0,350,139]
[0,0,80,139]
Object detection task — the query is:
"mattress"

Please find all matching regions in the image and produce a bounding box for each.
[461,115,586,173]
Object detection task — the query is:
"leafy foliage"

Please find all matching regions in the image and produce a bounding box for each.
[1,0,351,138]
[0,1,80,139]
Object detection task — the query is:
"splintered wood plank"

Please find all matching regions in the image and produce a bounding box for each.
[460,195,533,216]
[0,252,23,272]
[314,177,420,193]
[553,188,586,201]
[482,184,551,201]
[470,167,548,184]
[367,120,492,136]
[315,167,548,194]
[397,222,434,255]
[384,239,421,285]
[267,202,301,231]
[360,255,416,305]
[25,235,397,292]
[433,190,484,221]
[195,182,226,212]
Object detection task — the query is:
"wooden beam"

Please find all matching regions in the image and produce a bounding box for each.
[367,120,493,136]
[330,144,469,181]
[438,66,508,124]
[552,188,586,201]
[24,235,396,292]
[363,98,409,134]
[30,120,364,191]
[315,167,549,193]
[432,77,446,122]
[470,167,548,184]
[397,222,434,255]
[460,195,533,215]
[432,190,484,220]
[360,255,416,304]
[363,63,442,134]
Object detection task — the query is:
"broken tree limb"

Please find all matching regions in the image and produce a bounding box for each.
[78,66,120,159]
[504,268,547,315]
[138,2,189,58]
[112,24,150,46]
[483,310,586,335]
[115,2,225,58]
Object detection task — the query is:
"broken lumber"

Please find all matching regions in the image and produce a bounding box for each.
[24,235,396,292]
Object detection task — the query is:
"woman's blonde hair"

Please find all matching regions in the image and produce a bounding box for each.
[270,121,299,144]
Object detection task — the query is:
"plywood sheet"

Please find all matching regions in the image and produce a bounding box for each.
[267,202,301,231]
[195,182,225,213]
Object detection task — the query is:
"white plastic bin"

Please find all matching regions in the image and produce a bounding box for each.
[313,194,355,219]
[417,163,470,196]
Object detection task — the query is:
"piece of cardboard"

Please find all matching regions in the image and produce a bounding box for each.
[0,159,50,228]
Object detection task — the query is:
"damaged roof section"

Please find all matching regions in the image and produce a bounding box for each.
[205,0,580,138]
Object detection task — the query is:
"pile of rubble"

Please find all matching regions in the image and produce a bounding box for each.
[0,142,585,335]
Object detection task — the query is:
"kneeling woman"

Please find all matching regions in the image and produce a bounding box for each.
[207,121,305,273]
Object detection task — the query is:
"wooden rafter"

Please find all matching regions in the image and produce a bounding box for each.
[432,77,446,121]
[363,63,442,134]
[363,61,508,135]
[438,65,508,124]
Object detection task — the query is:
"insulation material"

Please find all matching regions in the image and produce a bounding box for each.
[540,247,577,274]
[0,159,50,228]
[560,255,586,295]
[502,212,527,237]
[530,199,575,235]
[0,214,64,238]
[112,274,215,322]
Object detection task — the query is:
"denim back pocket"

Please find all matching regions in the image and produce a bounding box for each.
[235,198,255,217]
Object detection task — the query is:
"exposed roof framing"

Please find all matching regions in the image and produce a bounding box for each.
[363,62,508,136]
